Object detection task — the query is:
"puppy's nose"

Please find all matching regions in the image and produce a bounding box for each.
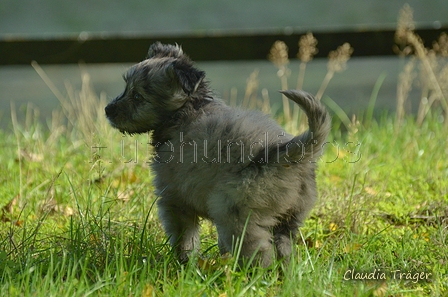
[105,103,117,118]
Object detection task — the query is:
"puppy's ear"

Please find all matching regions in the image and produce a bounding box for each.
[172,60,205,96]
[147,42,184,59]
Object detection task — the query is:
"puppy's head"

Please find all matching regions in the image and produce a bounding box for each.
[105,42,206,134]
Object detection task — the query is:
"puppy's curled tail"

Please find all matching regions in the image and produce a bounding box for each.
[275,90,331,164]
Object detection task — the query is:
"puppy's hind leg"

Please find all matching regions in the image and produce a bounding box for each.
[214,209,275,268]
[157,200,200,263]
[273,212,301,262]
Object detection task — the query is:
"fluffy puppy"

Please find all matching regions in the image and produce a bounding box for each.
[105,42,331,267]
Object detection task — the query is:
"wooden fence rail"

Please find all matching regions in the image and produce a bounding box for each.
[1,27,446,65]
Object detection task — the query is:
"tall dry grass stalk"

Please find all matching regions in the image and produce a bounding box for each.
[242,69,260,109]
[267,36,352,132]
[31,62,111,144]
[10,103,24,202]
[29,62,131,185]
[396,58,416,125]
[260,88,271,114]
[229,87,238,108]
[395,4,448,127]
[239,69,273,116]
[296,33,318,130]
[269,41,291,122]
[316,43,354,101]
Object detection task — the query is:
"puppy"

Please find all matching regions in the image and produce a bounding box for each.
[105,42,331,267]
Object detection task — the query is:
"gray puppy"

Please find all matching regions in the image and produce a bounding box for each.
[105,42,331,267]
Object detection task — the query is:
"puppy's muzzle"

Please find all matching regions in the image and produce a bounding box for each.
[105,102,118,119]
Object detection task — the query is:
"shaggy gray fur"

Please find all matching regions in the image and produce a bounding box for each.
[105,42,331,267]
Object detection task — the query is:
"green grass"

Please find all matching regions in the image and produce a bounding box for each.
[0,87,447,296]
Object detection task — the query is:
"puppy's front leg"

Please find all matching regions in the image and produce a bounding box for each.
[157,199,200,263]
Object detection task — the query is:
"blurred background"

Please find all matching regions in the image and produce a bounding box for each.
[1,0,448,129]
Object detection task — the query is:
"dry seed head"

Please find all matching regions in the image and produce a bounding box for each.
[395,4,415,44]
[433,33,448,57]
[348,114,360,137]
[327,43,353,73]
[298,32,318,63]
[269,41,289,68]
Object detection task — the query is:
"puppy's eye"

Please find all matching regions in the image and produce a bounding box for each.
[133,92,141,100]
